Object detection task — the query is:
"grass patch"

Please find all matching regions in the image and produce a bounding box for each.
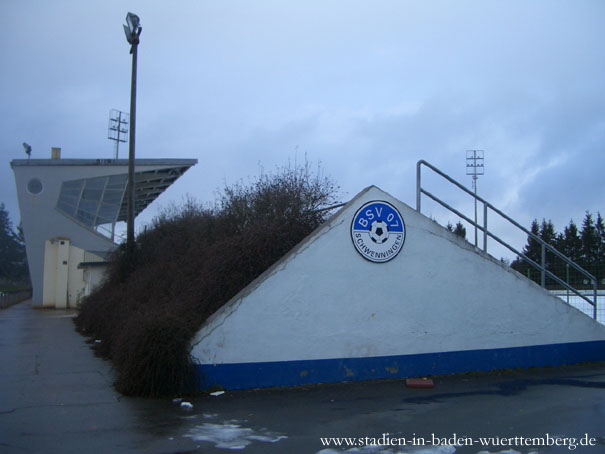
[0,285,31,293]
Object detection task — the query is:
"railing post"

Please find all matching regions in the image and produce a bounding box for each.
[483,202,488,252]
[416,161,421,212]
[594,280,598,320]
[541,244,546,288]
[566,264,570,305]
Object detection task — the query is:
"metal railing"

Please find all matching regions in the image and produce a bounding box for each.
[416,160,598,319]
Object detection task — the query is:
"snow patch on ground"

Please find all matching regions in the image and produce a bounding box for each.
[184,420,286,450]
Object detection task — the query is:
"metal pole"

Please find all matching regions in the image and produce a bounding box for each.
[566,264,569,304]
[594,280,598,320]
[126,39,138,254]
[474,177,478,247]
[115,111,122,159]
[541,243,546,288]
[416,161,422,212]
[483,201,487,252]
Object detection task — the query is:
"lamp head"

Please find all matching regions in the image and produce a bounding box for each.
[22,142,31,156]
[124,12,141,45]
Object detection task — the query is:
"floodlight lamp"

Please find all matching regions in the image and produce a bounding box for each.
[126,13,140,32]
[22,142,31,156]
[123,12,141,44]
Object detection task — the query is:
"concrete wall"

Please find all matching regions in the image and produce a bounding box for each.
[42,238,69,308]
[42,239,102,308]
[81,254,109,299]
[191,186,605,389]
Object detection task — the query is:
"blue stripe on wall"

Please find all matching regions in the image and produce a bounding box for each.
[195,340,605,390]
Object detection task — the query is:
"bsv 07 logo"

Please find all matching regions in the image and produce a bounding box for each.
[351,201,406,263]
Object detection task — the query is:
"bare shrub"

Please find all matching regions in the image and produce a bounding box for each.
[74,160,340,397]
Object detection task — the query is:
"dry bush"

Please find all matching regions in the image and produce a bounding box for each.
[74,161,339,397]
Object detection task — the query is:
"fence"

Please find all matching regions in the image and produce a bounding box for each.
[551,290,605,325]
[0,290,32,309]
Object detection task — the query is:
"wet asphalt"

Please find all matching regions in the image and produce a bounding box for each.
[1,300,605,454]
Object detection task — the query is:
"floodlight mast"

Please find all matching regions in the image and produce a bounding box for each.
[466,150,484,247]
[124,12,141,256]
[107,109,129,159]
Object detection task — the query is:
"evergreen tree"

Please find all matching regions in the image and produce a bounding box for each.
[512,212,605,289]
[539,219,556,244]
[0,203,28,284]
[593,212,605,285]
[555,220,583,286]
[446,221,467,239]
[539,219,557,284]
[558,220,582,262]
[580,211,599,275]
[454,221,466,239]
[511,219,541,282]
[595,212,605,259]
[525,219,542,264]
[14,222,29,283]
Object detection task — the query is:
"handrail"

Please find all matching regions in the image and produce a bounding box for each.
[416,159,598,319]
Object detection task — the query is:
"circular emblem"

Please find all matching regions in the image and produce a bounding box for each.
[27,178,43,195]
[351,200,406,263]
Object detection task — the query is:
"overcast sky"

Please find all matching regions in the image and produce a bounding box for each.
[1,1,604,257]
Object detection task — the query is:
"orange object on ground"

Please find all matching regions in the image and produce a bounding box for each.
[405,378,434,389]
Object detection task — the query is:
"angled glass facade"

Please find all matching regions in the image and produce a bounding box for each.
[56,174,128,228]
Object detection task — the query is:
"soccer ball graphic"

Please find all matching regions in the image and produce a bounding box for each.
[369,220,389,244]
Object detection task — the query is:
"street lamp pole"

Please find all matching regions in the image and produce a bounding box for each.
[124,12,141,256]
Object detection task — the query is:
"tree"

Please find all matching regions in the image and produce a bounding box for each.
[580,211,599,274]
[511,219,541,283]
[595,213,605,260]
[592,212,605,285]
[526,219,542,263]
[446,221,467,239]
[554,219,583,287]
[0,203,29,284]
[512,212,605,289]
[557,220,582,263]
[14,222,29,283]
[539,219,558,283]
[539,219,556,244]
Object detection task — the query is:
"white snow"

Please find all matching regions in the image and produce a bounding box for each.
[184,420,287,450]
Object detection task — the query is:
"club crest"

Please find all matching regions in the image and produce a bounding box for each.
[351,200,406,263]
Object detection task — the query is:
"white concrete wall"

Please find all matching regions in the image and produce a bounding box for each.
[67,246,86,307]
[42,240,58,308]
[54,239,70,309]
[191,186,605,366]
[83,266,107,298]
[42,239,102,308]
